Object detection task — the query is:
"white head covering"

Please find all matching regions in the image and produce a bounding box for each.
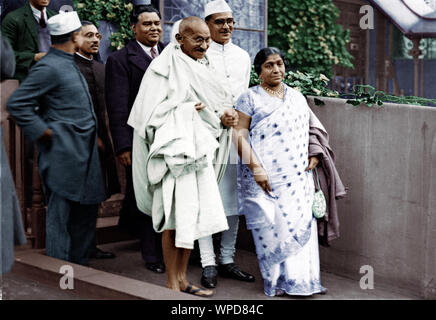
[204,0,232,18]
[170,19,182,44]
[48,11,82,36]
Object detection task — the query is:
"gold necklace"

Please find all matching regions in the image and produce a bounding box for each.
[261,83,284,98]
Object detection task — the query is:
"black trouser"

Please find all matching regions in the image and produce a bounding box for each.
[119,166,163,264]
[45,191,98,266]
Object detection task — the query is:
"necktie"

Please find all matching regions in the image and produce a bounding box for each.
[150,47,158,59]
[40,11,46,28]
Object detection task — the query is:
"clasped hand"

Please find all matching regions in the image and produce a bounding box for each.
[221,108,239,127]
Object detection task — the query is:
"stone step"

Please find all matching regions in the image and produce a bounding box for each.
[12,248,203,300]
[98,193,124,218]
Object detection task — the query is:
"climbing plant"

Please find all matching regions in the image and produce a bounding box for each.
[250,68,436,107]
[268,0,354,77]
[73,0,134,50]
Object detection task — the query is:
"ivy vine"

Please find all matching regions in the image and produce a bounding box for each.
[73,0,134,50]
[268,0,354,77]
[346,85,436,107]
[250,69,436,107]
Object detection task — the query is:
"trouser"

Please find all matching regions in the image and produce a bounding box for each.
[121,165,163,264]
[45,191,98,265]
[198,215,239,267]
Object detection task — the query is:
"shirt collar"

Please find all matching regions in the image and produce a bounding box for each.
[29,2,47,22]
[75,52,93,61]
[210,39,233,52]
[136,40,159,58]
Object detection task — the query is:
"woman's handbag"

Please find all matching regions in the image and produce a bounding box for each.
[312,167,326,219]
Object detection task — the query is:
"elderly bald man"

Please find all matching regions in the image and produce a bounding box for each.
[127,16,237,297]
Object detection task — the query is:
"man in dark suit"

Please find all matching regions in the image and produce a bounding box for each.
[105,4,165,273]
[1,0,56,82]
[75,21,121,260]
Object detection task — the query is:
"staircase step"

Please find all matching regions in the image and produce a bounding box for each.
[98,193,124,218]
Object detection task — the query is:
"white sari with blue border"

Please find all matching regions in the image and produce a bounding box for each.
[235,84,324,296]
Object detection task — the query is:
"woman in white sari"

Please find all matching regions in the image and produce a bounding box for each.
[233,48,328,297]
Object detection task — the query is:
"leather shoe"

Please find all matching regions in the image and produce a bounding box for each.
[218,263,255,282]
[145,262,165,273]
[201,265,217,288]
[90,247,116,259]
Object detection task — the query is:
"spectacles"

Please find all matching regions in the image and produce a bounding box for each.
[184,35,211,46]
[213,18,235,27]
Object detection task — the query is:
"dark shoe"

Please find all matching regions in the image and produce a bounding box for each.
[145,262,165,273]
[218,263,255,282]
[90,247,116,259]
[201,265,217,288]
[182,282,213,297]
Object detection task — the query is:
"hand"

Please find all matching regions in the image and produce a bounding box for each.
[305,156,319,171]
[194,102,206,112]
[37,128,52,144]
[117,151,132,167]
[221,108,239,127]
[97,137,105,153]
[34,52,47,62]
[253,166,272,195]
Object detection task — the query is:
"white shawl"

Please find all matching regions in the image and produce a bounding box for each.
[127,43,233,249]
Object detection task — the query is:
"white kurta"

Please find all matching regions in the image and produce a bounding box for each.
[207,40,251,216]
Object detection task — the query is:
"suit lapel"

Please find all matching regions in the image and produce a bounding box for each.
[127,40,153,72]
[47,8,57,18]
[23,3,39,50]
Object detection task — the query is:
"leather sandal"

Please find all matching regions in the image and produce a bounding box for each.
[182,282,214,297]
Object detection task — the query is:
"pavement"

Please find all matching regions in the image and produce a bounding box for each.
[1,240,418,300]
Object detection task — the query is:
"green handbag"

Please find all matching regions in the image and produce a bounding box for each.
[312,167,326,219]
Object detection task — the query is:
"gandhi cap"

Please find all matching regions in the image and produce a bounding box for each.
[48,11,82,36]
[204,0,232,18]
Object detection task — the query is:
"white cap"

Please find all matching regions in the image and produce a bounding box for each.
[48,11,82,36]
[170,19,182,44]
[204,0,232,18]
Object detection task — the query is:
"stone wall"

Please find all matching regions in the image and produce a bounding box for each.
[306,96,436,299]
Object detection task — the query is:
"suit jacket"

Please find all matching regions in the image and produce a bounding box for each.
[105,39,166,155]
[7,47,106,204]
[1,1,56,82]
[74,53,121,197]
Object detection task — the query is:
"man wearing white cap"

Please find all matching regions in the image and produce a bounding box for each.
[7,11,107,266]
[198,0,254,289]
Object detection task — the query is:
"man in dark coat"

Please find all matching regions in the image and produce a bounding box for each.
[75,21,120,260]
[7,11,107,266]
[105,4,165,273]
[1,0,56,82]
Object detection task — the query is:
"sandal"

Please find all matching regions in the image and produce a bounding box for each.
[182,282,214,297]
